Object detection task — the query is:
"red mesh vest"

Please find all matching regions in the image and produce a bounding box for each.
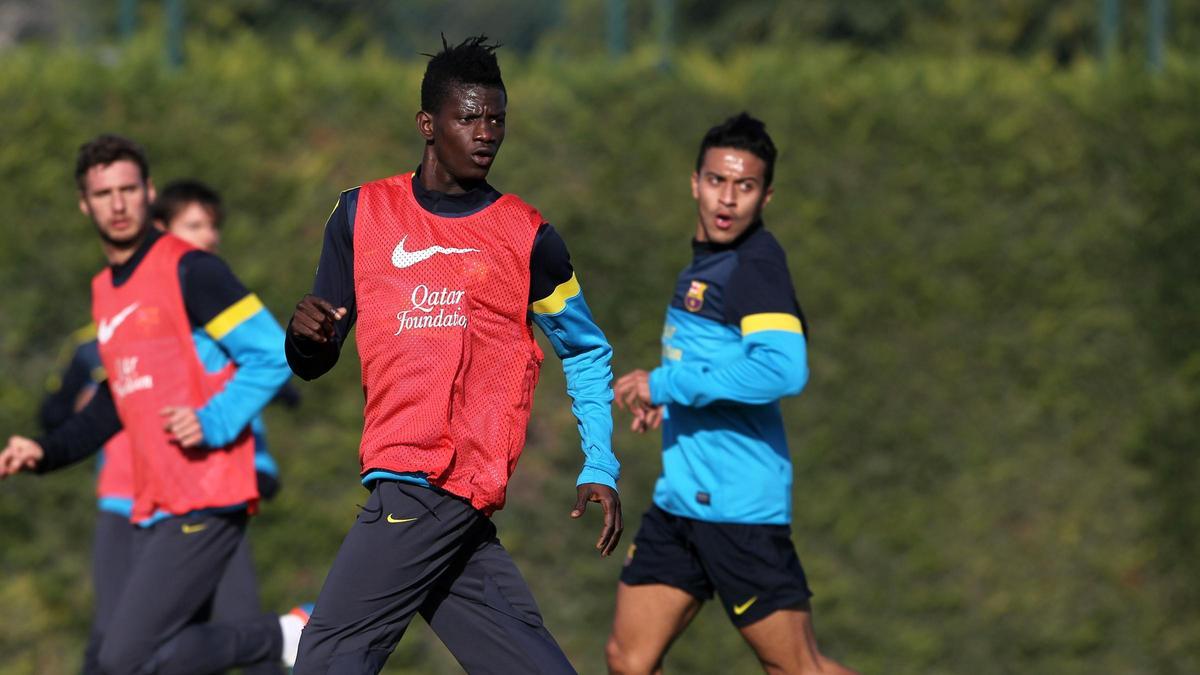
[354,172,543,514]
[91,234,258,522]
[95,431,133,501]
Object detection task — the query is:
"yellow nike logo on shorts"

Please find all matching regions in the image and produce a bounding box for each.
[181,523,207,535]
[387,514,418,524]
[733,596,758,616]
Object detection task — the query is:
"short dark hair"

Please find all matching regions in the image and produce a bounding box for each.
[75,134,149,190]
[152,179,224,228]
[695,112,778,188]
[420,34,505,113]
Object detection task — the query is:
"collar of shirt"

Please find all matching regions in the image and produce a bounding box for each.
[411,165,502,217]
[111,227,164,286]
[691,219,765,257]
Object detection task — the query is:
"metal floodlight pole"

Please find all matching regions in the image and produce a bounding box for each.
[1098,0,1120,65]
[607,0,627,58]
[655,0,674,69]
[118,0,137,40]
[1147,0,1168,73]
[166,0,185,67]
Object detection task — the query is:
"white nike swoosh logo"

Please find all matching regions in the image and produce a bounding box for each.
[391,236,479,269]
[97,302,140,345]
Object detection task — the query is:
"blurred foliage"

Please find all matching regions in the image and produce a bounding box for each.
[0,26,1199,675]
[9,0,1200,64]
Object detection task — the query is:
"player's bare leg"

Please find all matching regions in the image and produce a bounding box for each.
[737,602,857,675]
[606,582,702,675]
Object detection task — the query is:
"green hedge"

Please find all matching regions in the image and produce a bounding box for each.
[0,33,1197,674]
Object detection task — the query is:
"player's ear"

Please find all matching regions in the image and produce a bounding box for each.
[762,185,774,208]
[78,192,90,217]
[690,172,700,200]
[146,178,157,204]
[416,110,434,142]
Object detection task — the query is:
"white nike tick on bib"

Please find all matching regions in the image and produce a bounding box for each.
[98,302,140,344]
[391,236,480,269]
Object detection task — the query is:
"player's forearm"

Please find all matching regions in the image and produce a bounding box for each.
[287,262,356,381]
[285,326,342,380]
[39,388,76,434]
[40,348,97,432]
[571,390,619,489]
[35,382,121,472]
[650,332,809,407]
[532,290,620,490]
[565,364,619,490]
[197,313,291,447]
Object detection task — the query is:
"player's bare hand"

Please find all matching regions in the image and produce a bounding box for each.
[571,483,623,557]
[614,369,653,412]
[0,435,43,478]
[631,405,664,433]
[289,295,347,344]
[160,407,204,448]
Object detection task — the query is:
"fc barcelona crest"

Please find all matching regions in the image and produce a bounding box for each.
[684,280,708,312]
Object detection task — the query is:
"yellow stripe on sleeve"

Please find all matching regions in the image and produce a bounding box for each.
[531,273,581,315]
[205,294,265,340]
[741,312,803,335]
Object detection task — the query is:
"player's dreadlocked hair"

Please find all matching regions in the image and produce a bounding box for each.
[695,112,778,188]
[420,34,505,113]
[75,133,150,190]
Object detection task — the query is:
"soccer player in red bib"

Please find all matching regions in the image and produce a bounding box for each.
[38,178,294,675]
[1,134,296,673]
[284,36,622,674]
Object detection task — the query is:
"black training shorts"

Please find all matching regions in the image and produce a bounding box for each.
[620,504,812,627]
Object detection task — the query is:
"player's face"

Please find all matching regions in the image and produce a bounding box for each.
[420,84,506,185]
[162,202,221,253]
[691,147,773,245]
[78,160,155,248]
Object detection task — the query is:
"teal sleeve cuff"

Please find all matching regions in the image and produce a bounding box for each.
[648,367,671,406]
[195,406,222,448]
[576,465,619,491]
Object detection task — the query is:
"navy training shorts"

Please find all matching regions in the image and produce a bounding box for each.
[620,504,813,627]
